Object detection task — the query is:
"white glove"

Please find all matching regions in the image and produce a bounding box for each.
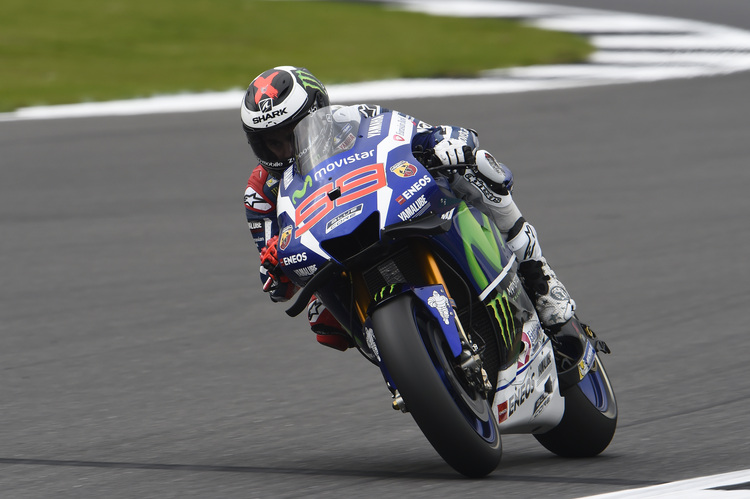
[433,139,474,166]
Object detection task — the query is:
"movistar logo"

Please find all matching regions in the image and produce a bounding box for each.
[292,176,313,205]
[295,69,325,93]
[487,292,515,347]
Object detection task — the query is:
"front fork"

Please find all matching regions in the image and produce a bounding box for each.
[352,240,494,410]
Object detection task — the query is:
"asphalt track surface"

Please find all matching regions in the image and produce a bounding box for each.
[2,1,750,497]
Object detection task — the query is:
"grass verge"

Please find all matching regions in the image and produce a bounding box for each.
[0,0,593,111]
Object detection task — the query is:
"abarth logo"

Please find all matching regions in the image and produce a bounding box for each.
[390,161,417,178]
[279,225,293,250]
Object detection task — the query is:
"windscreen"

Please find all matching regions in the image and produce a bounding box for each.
[294,106,362,176]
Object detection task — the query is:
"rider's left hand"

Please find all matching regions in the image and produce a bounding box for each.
[260,235,289,292]
[433,138,475,166]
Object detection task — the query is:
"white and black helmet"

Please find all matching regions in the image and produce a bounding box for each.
[241,66,329,176]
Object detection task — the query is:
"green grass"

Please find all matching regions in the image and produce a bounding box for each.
[0,0,593,112]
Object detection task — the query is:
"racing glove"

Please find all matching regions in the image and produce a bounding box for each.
[259,235,289,292]
[432,138,476,166]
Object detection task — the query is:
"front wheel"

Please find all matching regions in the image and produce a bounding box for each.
[534,354,617,457]
[372,294,502,478]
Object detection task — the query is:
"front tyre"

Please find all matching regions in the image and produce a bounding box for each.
[372,294,502,478]
[534,354,617,457]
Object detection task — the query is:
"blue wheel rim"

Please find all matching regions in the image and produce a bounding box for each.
[579,366,610,413]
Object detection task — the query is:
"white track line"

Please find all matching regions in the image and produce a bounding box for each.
[578,469,750,498]
[2,0,750,121]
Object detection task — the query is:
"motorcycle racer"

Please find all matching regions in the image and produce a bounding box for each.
[242,66,576,351]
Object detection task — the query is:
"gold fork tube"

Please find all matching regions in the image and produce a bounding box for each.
[411,240,452,301]
[351,272,370,323]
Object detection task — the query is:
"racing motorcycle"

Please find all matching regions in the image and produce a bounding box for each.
[275,106,617,478]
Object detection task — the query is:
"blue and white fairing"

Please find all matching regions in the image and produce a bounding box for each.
[275,106,444,287]
[275,106,570,434]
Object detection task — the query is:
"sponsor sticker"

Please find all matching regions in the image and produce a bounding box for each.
[400,174,432,201]
[279,225,293,250]
[497,401,509,423]
[325,203,364,233]
[293,264,317,277]
[390,161,417,178]
[367,115,384,138]
[397,195,429,221]
[508,373,535,418]
[365,327,380,361]
[532,392,552,419]
[282,252,307,266]
[577,341,596,380]
[313,149,375,181]
[426,290,452,325]
[537,353,553,377]
[441,208,455,220]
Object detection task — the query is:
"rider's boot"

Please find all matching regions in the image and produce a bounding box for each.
[506,220,576,328]
[450,150,576,329]
[307,296,353,351]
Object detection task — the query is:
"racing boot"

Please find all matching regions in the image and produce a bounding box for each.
[507,220,576,329]
[307,296,353,351]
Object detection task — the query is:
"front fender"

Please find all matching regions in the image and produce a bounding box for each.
[365,286,461,397]
[367,283,463,358]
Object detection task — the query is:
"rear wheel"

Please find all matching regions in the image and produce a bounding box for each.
[372,294,502,478]
[534,354,617,457]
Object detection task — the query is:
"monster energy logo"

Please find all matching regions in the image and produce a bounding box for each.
[292,175,312,205]
[374,284,397,302]
[295,69,325,93]
[487,291,515,347]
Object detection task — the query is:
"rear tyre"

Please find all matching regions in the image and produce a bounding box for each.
[372,294,502,478]
[534,354,617,457]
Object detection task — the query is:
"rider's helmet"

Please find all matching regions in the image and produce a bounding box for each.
[241,66,329,176]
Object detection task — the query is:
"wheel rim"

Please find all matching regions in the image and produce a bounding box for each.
[419,312,498,443]
[578,356,617,419]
